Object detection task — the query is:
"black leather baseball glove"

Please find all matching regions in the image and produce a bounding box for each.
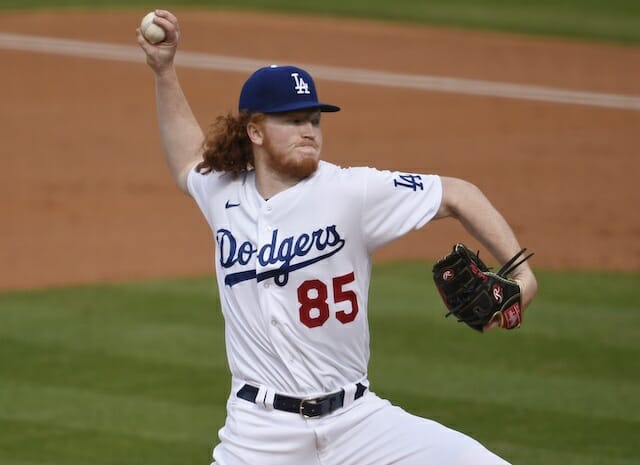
[432,243,533,332]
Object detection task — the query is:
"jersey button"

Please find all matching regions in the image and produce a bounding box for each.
[271,319,278,326]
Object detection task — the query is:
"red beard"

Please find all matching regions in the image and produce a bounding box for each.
[263,140,319,180]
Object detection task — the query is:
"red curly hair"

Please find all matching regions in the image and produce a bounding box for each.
[196,111,264,177]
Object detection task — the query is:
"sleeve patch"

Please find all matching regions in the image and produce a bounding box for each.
[393,174,424,191]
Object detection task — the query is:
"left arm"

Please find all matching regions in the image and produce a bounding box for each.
[434,177,538,310]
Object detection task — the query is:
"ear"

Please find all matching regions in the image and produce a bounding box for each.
[246,121,264,145]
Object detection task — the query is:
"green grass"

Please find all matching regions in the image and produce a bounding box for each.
[0,264,638,465]
[0,0,639,44]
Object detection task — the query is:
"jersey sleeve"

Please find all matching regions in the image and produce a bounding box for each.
[359,168,442,251]
[186,166,218,232]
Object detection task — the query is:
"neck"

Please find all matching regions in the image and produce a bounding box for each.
[255,169,304,200]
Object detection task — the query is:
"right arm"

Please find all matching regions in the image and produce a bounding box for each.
[136,10,203,194]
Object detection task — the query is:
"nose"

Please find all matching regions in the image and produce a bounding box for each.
[301,121,315,139]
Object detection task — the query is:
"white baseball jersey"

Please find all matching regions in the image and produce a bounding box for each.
[187,161,442,397]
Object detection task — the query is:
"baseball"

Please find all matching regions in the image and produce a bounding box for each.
[140,11,166,44]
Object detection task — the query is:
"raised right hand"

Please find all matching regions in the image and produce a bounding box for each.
[136,9,180,74]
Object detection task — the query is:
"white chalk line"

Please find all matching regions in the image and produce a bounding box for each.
[1,32,639,111]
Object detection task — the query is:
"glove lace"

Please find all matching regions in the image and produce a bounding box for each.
[497,248,535,277]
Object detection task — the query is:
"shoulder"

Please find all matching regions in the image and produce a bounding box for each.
[307,163,372,199]
[312,162,441,196]
[187,165,252,199]
[317,162,438,186]
[314,161,376,182]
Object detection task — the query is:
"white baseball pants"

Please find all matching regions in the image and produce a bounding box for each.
[210,385,511,465]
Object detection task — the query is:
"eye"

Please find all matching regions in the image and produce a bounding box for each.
[285,116,303,125]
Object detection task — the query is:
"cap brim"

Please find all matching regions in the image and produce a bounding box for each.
[317,103,341,113]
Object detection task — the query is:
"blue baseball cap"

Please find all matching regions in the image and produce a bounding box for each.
[238,65,340,114]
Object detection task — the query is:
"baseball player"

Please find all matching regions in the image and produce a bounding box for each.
[137,10,537,465]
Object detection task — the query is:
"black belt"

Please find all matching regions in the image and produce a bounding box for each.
[237,383,367,418]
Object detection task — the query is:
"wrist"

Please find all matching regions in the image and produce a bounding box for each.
[153,63,177,79]
[515,272,537,309]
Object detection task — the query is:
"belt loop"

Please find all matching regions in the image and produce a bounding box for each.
[255,385,268,408]
[342,383,357,409]
[264,387,275,410]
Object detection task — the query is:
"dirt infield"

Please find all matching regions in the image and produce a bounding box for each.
[1,9,639,290]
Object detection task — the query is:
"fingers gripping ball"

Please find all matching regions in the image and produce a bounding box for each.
[140,11,166,44]
[432,243,534,332]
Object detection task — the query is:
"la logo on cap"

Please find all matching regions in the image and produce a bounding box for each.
[291,73,311,95]
[238,64,340,114]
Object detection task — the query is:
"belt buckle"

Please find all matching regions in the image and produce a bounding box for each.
[299,397,322,418]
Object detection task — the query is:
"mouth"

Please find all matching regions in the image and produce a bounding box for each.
[297,142,318,149]
[296,144,319,155]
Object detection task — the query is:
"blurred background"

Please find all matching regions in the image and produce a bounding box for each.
[0,2,638,465]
